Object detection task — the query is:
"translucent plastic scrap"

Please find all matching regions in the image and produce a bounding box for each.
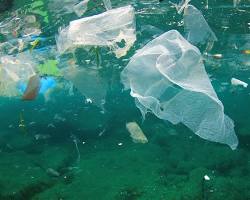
[184,5,217,47]
[121,30,238,149]
[48,0,80,17]
[233,0,241,7]
[0,53,36,97]
[102,0,112,10]
[173,0,191,14]
[73,0,90,17]
[0,54,36,82]
[62,65,108,106]
[22,74,41,100]
[56,5,136,58]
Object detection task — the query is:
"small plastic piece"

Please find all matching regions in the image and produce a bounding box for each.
[126,122,148,144]
[231,78,248,88]
[37,59,62,77]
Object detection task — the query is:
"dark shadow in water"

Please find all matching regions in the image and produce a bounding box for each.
[0,180,56,200]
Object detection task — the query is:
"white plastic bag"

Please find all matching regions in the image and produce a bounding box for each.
[121,30,238,149]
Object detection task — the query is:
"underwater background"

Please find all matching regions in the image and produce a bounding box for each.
[0,0,250,199]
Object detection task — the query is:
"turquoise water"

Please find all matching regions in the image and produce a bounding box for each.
[0,0,250,199]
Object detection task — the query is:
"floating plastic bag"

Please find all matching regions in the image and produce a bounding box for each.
[184,5,217,48]
[56,5,136,58]
[121,30,238,149]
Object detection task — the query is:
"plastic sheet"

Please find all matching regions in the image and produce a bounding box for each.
[22,74,40,100]
[56,5,136,58]
[73,0,90,17]
[102,0,112,10]
[184,5,217,47]
[48,0,80,17]
[121,30,238,149]
[62,65,107,106]
[0,53,36,97]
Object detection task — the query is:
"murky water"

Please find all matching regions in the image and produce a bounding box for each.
[0,0,250,199]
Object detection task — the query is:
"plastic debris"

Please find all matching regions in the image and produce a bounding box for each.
[34,134,51,140]
[37,59,62,77]
[73,0,90,17]
[126,122,148,144]
[175,0,191,14]
[22,15,41,37]
[212,53,223,59]
[22,74,41,100]
[62,66,108,106]
[241,49,250,55]
[233,0,241,7]
[102,0,112,10]
[46,168,60,177]
[56,5,136,58]
[184,5,217,48]
[121,30,238,150]
[231,78,248,88]
[49,0,81,18]
[0,54,36,97]
[204,175,210,181]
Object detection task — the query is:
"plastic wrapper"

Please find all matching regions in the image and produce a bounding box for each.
[121,30,238,150]
[56,5,136,58]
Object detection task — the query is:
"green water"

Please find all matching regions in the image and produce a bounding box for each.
[0,0,250,199]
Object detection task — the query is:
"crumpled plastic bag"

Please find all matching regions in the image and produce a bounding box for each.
[0,53,36,97]
[56,5,136,58]
[121,30,238,150]
[184,5,217,48]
